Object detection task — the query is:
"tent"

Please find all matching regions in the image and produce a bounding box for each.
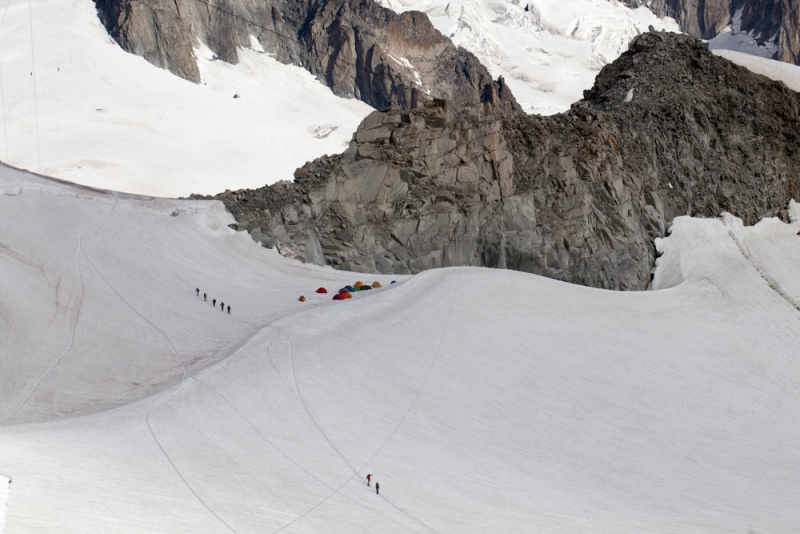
[332,294,344,301]
[354,281,364,288]
[341,292,353,299]
[298,296,306,302]
[372,282,382,288]
[344,285,355,292]
[316,287,328,294]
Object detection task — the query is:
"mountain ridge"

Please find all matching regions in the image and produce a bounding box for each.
[94,0,520,112]
[203,30,800,290]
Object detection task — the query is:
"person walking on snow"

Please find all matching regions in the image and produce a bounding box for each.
[366,474,372,486]
[375,482,380,495]
[213,298,216,307]
[204,293,207,302]
[195,288,199,296]
[227,305,231,314]
[220,301,224,311]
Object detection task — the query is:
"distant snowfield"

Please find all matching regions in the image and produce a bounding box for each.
[0,0,372,197]
[381,0,680,114]
[3,164,800,532]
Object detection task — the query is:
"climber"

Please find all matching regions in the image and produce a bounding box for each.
[213,298,216,307]
[366,473,372,486]
[375,482,380,495]
[195,288,199,296]
[227,305,231,314]
[220,301,224,311]
[204,293,207,301]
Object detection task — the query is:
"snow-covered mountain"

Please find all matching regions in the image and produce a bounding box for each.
[0,0,797,198]
[380,0,679,113]
[0,0,373,197]
[3,159,800,532]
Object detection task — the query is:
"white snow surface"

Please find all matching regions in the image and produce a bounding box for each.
[708,8,778,59]
[0,0,372,197]
[712,48,800,92]
[379,0,679,114]
[3,164,800,532]
[0,474,8,533]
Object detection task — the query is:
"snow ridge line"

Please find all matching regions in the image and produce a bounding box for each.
[0,193,118,425]
[144,379,238,534]
[724,218,800,314]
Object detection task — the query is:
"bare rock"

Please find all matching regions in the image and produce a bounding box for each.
[203,31,800,290]
[94,0,519,113]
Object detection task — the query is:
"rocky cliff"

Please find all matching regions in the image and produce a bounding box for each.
[624,0,800,66]
[93,0,519,112]
[201,30,800,290]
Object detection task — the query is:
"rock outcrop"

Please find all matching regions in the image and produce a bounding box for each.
[94,0,519,113]
[624,0,800,66]
[201,31,800,291]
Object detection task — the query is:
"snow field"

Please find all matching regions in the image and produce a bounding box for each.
[0,474,7,534]
[381,0,679,114]
[0,0,372,197]
[2,165,800,532]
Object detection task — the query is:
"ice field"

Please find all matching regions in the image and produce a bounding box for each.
[2,163,800,532]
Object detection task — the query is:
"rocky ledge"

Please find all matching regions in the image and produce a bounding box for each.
[200,30,800,290]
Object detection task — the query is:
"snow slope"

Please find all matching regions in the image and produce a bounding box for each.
[2,165,800,532]
[0,0,372,197]
[0,474,8,534]
[380,0,679,114]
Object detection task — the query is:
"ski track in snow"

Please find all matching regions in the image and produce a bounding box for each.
[144,379,238,534]
[79,195,189,381]
[274,324,439,533]
[0,191,118,425]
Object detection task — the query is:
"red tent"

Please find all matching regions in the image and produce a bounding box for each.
[316,287,328,294]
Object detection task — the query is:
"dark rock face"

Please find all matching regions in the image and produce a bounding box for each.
[624,0,800,66]
[741,0,800,64]
[93,0,519,112]
[202,31,800,290]
[625,0,731,39]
